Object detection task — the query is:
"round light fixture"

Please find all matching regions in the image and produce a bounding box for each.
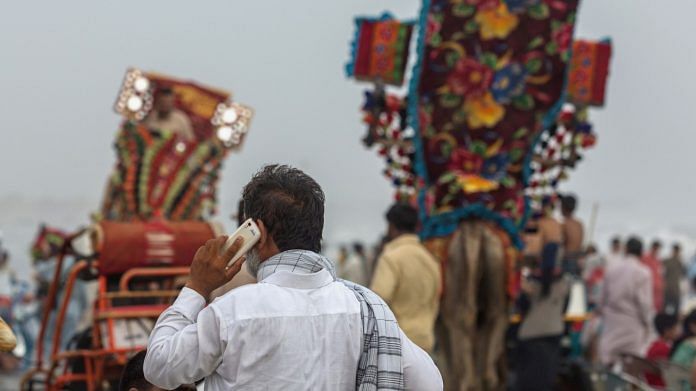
[217,126,234,143]
[134,77,150,93]
[230,132,242,144]
[222,108,238,124]
[127,96,143,112]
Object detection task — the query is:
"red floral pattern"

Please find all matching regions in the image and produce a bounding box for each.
[446,58,494,97]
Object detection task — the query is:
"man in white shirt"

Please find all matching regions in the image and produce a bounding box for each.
[144,164,443,390]
[598,236,653,365]
[604,236,623,268]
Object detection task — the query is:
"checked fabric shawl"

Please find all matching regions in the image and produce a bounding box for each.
[257,250,404,390]
[411,0,580,245]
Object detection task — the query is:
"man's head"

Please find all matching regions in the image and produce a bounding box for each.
[541,197,556,216]
[154,87,176,115]
[241,165,325,275]
[0,251,8,268]
[560,194,577,217]
[610,236,621,253]
[385,203,418,240]
[585,244,597,255]
[654,313,679,341]
[625,236,643,258]
[119,350,195,391]
[353,242,365,256]
[685,310,696,336]
[650,240,662,256]
[672,243,681,257]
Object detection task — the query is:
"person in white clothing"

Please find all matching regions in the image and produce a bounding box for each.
[604,236,623,268]
[339,243,368,286]
[598,236,654,365]
[144,164,443,390]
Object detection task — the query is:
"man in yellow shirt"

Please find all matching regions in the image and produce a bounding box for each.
[370,203,442,353]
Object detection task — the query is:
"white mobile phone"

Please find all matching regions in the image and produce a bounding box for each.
[224,218,261,269]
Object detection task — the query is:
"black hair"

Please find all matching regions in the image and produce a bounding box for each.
[237,199,245,226]
[353,242,365,254]
[673,243,682,253]
[654,312,678,336]
[625,236,643,258]
[385,203,419,233]
[673,310,696,356]
[242,165,324,252]
[156,86,174,96]
[560,194,577,214]
[610,236,621,248]
[651,240,662,251]
[586,244,597,254]
[119,350,149,391]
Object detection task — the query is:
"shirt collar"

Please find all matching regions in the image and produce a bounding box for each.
[386,234,420,249]
[257,250,337,290]
[260,269,335,290]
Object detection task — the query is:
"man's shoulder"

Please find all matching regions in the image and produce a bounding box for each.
[647,339,671,358]
[209,283,269,309]
[209,280,362,320]
[170,109,193,126]
[567,218,583,228]
[633,261,652,279]
[607,259,644,276]
[171,109,190,119]
[385,237,434,259]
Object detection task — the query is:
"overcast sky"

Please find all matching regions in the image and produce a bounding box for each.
[1,0,695,277]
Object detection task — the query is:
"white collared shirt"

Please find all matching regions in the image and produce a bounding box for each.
[144,268,443,390]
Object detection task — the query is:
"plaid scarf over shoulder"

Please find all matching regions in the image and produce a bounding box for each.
[257,250,405,390]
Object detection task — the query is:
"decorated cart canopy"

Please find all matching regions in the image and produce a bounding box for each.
[24,70,255,389]
[103,68,253,222]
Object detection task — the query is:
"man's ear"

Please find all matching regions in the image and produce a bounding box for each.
[128,387,139,391]
[256,219,268,247]
[255,220,280,260]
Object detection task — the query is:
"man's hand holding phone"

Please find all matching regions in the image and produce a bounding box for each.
[186,236,246,300]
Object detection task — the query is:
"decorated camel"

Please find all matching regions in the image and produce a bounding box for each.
[345,1,611,390]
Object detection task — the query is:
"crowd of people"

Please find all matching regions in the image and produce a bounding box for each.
[585,235,696,388]
[4,172,696,390]
[514,193,696,389]
[0,238,93,376]
[0,248,41,372]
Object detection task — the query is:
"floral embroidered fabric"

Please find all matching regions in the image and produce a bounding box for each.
[409,0,580,245]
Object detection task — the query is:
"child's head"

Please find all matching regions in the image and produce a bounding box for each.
[654,312,679,341]
[684,310,696,337]
[120,350,196,391]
